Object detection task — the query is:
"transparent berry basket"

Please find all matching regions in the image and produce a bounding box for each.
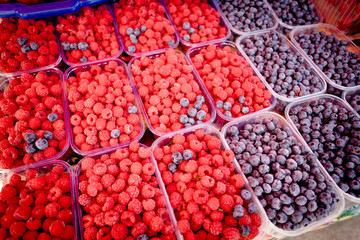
[63,59,145,157]
[58,4,124,67]
[186,40,277,125]
[0,0,107,19]
[289,23,360,92]
[342,86,360,118]
[109,0,180,58]
[161,0,231,51]
[0,68,70,169]
[127,49,216,137]
[150,124,268,240]
[221,111,345,238]
[212,0,278,36]
[235,31,327,112]
[0,160,79,240]
[284,94,360,208]
[263,0,324,30]
[74,143,179,240]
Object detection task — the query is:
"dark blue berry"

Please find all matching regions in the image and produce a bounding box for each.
[47,113,58,122]
[70,43,78,50]
[61,41,71,51]
[168,163,177,173]
[111,129,120,138]
[128,45,136,53]
[128,105,138,114]
[17,37,28,46]
[29,42,39,51]
[172,151,183,164]
[240,225,250,237]
[182,149,193,160]
[78,42,89,51]
[24,132,37,143]
[233,204,244,219]
[25,144,37,154]
[240,189,251,200]
[136,234,149,240]
[43,131,53,140]
[35,138,48,150]
[80,56,87,63]
[21,45,31,54]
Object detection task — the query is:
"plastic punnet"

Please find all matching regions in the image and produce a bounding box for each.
[235,31,327,111]
[161,0,231,50]
[110,0,180,58]
[342,86,360,118]
[0,160,78,240]
[0,68,70,169]
[221,111,345,238]
[285,94,360,208]
[186,40,277,125]
[212,0,278,36]
[264,0,323,30]
[0,0,107,19]
[150,124,268,240]
[127,49,216,137]
[289,23,360,91]
[74,143,178,240]
[63,59,145,156]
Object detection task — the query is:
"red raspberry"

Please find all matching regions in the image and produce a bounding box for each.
[128,198,142,215]
[238,214,252,226]
[193,190,209,204]
[250,212,261,227]
[43,147,58,159]
[177,219,190,234]
[49,220,65,237]
[223,227,241,240]
[45,203,58,218]
[10,221,27,238]
[191,211,205,226]
[14,205,32,220]
[104,210,120,226]
[248,224,259,239]
[131,222,147,238]
[58,209,73,224]
[209,221,222,236]
[30,176,46,190]
[111,223,128,240]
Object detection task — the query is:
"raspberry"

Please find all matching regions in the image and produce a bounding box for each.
[192,210,205,226]
[238,214,252,226]
[131,222,147,238]
[209,221,222,236]
[111,223,128,240]
[193,190,209,204]
[250,212,261,227]
[45,203,58,218]
[10,221,27,238]
[49,220,65,237]
[55,177,71,193]
[30,176,46,190]
[104,210,120,226]
[81,157,95,171]
[128,198,142,215]
[14,205,32,220]
[220,194,235,212]
[223,227,241,240]
[149,216,164,232]
[43,147,58,158]
[141,184,155,199]
[248,224,259,239]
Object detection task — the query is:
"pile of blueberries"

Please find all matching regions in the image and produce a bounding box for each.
[240,31,324,99]
[267,0,320,26]
[24,113,58,154]
[61,41,89,62]
[182,22,203,42]
[225,117,339,231]
[294,30,360,88]
[179,95,208,126]
[345,92,360,115]
[218,0,274,32]
[288,98,360,198]
[17,37,40,54]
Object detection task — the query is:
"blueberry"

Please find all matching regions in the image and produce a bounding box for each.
[180,98,190,107]
[128,105,138,114]
[43,131,53,140]
[70,43,78,50]
[194,101,203,109]
[223,102,232,111]
[78,42,89,51]
[168,163,177,173]
[238,96,245,104]
[295,195,308,206]
[35,138,48,150]
[127,27,134,35]
[188,118,195,125]
[17,37,28,46]
[128,45,136,53]
[140,25,147,32]
[29,42,39,51]
[188,28,195,35]
[187,108,197,118]
[247,202,258,213]
[179,114,189,124]
[24,132,37,143]
[198,25,205,30]
[291,211,304,223]
[240,225,250,237]
[21,45,30,54]
[134,28,141,37]
[25,144,37,154]
[61,41,71,51]
[172,151,183,164]
[137,234,149,240]
[183,22,191,30]
[47,113,58,122]
[276,212,288,223]
[130,34,138,44]
[111,129,120,138]
[241,189,251,200]
[183,34,191,42]
[182,149,193,160]
[168,39,175,47]
[224,111,232,118]
[216,100,224,109]
[196,110,206,121]
[271,197,282,210]
[283,205,295,215]
[80,56,87,63]
[289,183,300,196]
[233,204,244,219]
[241,106,249,114]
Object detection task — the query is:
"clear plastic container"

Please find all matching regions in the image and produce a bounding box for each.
[212,0,279,36]
[150,124,268,240]
[127,49,216,137]
[342,85,360,118]
[58,4,124,67]
[186,40,277,125]
[74,143,178,240]
[0,0,107,19]
[0,160,78,240]
[264,0,324,30]
[289,23,360,91]
[161,0,231,50]
[221,111,345,238]
[63,59,145,156]
[0,68,70,168]
[235,31,327,111]
[284,94,360,209]
[110,0,180,58]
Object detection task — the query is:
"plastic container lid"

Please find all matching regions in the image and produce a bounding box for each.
[235,31,327,104]
[74,143,178,240]
[110,0,180,58]
[150,124,268,240]
[289,23,360,91]
[127,49,217,137]
[63,59,145,156]
[264,0,323,30]
[342,86,360,119]
[212,0,278,36]
[0,160,79,240]
[0,0,107,19]
[186,40,277,123]
[284,94,360,208]
[161,0,231,49]
[221,111,345,238]
[0,68,70,169]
